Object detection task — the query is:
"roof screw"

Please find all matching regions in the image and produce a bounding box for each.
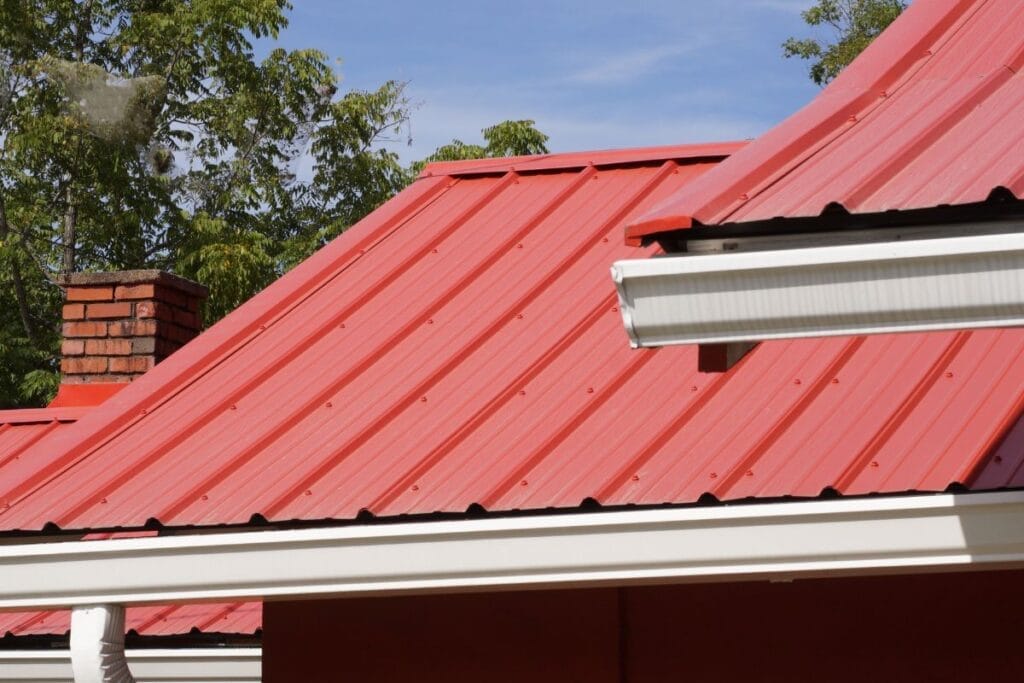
[611,306,618,312]
[325,401,332,408]
[602,237,609,243]
[586,387,595,393]
[709,472,718,479]
[880,91,889,98]
[793,379,802,385]
[411,484,420,491]
[201,494,209,501]
[516,313,524,319]
[100,498,108,504]
[745,470,754,477]
[945,371,954,378]
[739,193,749,200]
[831,378,840,384]
[427,319,434,325]
[520,479,529,486]
[259,325,266,331]
[517,243,524,249]
[339,323,346,328]
[691,385,698,392]
[518,389,526,396]
[230,404,237,410]
[304,489,312,496]
[631,474,640,482]
[420,396,428,402]
[848,115,858,122]
[140,408,148,415]
[994,455,1004,463]
[870,461,880,468]
[432,248,438,254]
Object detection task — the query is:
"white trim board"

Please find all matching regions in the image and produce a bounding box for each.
[2,491,1024,610]
[0,648,260,682]
[611,231,1024,347]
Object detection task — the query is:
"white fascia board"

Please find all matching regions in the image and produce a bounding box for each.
[0,648,261,682]
[611,231,1024,347]
[2,491,1024,610]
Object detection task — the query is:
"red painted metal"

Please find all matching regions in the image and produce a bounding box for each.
[0,142,1021,537]
[0,411,259,638]
[49,383,128,408]
[626,0,1024,242]
[0,602,261,638]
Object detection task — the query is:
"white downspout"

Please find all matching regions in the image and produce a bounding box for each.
[70,605,136,683]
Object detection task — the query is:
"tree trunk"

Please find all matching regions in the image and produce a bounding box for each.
[62,184,77,276]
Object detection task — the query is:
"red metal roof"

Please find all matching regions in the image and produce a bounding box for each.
[627,0,1024,242]
[0,142,1022,535]
[0,602,260,638]
[0,410,260,637]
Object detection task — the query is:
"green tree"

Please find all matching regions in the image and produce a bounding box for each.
[783,0,906,85]
[0,0,411,407]
[411,119,549,175]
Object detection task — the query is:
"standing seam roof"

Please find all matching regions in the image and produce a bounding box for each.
[1,142,1022,534]
[626,0,1024,241]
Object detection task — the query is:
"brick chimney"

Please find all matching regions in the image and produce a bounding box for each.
[58,270,208,386]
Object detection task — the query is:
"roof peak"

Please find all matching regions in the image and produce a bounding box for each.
[419,141,745,178]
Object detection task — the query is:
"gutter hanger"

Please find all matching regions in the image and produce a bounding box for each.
[70,605,135,683]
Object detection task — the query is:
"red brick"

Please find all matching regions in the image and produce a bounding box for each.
[62,303,86,320]
[114,284,157,300]
[107,320,158,337]
[154,285,191,308]
[155,338,180,358]
[160,323,199,344]
[62,373,134,384]
[86,302,133,319]
[135,300,174,320]
[60,339,85,356]
[173,308,199,329]
[65,286,113,302]
[84,339,132,356]
[61,357,108,374]
[62,321,107,338]
[109,356,154,373]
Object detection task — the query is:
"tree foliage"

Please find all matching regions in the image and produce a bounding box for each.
[0,0,411,407]
[783,0,906,85]
[411,119,549,176]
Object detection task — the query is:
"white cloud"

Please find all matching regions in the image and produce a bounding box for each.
[565,45,693,85]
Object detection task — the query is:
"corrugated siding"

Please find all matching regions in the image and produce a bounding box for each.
[0,145,1021,536]
[628,0,1024,237]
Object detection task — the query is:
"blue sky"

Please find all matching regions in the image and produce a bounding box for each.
[274,1,821,163]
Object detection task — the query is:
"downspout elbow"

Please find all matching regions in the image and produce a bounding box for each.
[70,605,136,683]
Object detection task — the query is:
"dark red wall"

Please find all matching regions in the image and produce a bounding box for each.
[265,570,1024,682]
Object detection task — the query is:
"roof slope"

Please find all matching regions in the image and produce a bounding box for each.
[0,410,259,637]
[0,602,260,639]
[1,142,1023,534]
[627,0,1024,241]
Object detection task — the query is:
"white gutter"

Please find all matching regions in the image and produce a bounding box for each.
[1,491,1024,610]
[70,605,134,683]
[0,648,261,682]
[611,231,1024,347]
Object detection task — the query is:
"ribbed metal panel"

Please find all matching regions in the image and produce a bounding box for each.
[0,602,260,638]
[627,0,1024,240]
[0,415,259,638]
[0,143,1020,537]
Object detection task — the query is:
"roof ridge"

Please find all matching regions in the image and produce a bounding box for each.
[420,141,745,178]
